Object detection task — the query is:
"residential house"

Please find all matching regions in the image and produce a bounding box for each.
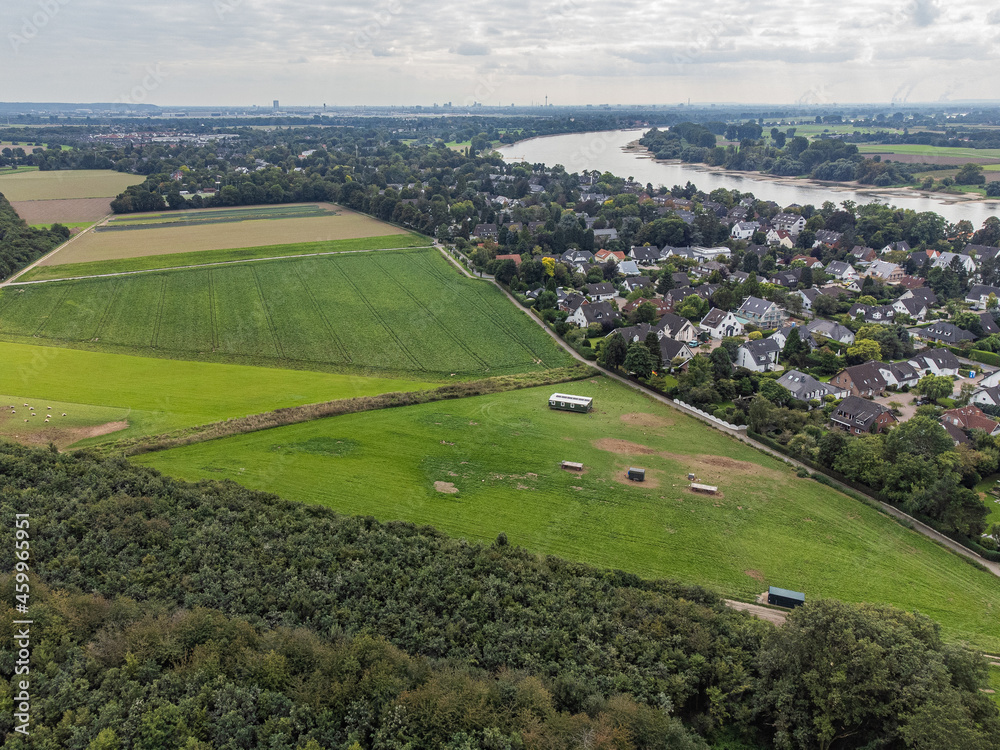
[970,385,1000,408]
[790,255,824,269]
[617,260,641,276]
[659,338,695,367]
[557,292,586,313]
[881,241,911,255]
[473,223,498,239]
[865,259,903,283]
[805,319,855,345]
[611,323,656,344]
[825,260,859,282]
[977,311,1000,336]
[622,276,652,293]
[736,339,781,372]
[940,404,1000,437]
[892,297,928,321]
[908,348,961,377]
[772,212,806,236]
[830,395,897,434]
[567,301,617,328]
[730,221,760,240]
[777,370,847,402]
[671,271,691,287]
[900,286,937,307]
[628,246,662,264]
[584,282,617,302]
[737,296,784,328]
[850,246,877,265]
[830,362,888,398]
[798,288,821,312]
[699,308,744,339]
[770,324,815,350]
[766,228,794,248]
[917,321,976,346]
[562,249,595,265]
[620,297,671,317]
[653,313,697,343]
[494,253,522,266]
[592,228,619,245]
[876,361,920,390]
[813,229,843,248]
[594,249,626,264]
[848,303,896,325]
[770,269,803,289]
[932,251,976,274]
[965,284,1000,310]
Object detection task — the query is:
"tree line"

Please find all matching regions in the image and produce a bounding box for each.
[0,441,997,748]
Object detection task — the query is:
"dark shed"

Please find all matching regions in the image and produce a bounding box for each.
[767,586,805,609]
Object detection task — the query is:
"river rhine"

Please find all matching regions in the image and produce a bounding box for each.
[498,129,1000,227]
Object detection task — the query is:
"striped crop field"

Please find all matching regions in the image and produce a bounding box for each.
[40,203,412,266]
[0,248,572,376]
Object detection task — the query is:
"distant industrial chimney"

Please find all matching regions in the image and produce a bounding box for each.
[273,100,279,110]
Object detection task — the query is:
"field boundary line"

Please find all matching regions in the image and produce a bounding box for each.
[95,366,594,457]
[422,248,553,365]
[368,254,489,371]
[31,284,71,337]
[208,269,219,351]
[250,264,287,360]
[6,244,436,285]
[329,258,423,371]
[151,275,168,348]
[93,278,122,340]
[293,264,352,364]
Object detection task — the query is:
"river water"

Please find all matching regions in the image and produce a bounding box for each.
[498,129,1000,227]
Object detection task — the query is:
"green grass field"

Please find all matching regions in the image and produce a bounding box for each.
[0,341,434,447]
[975,475,1000,527]
[0,166,39,176]
[0,249,572,376]
[0,169,144,201]
[135,376,1000,653]
[16,234,432,281]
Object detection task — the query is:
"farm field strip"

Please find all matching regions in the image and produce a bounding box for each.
[101,204,334,229]
[0,249,573,375]
[14,235,434,282]
[857,144,1000,160]
[0,341,436,447]
[134,377,1000,653]
[0,169,144,201]
[41,205,412,265]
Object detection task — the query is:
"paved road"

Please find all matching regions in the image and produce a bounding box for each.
[465,256,1000,583]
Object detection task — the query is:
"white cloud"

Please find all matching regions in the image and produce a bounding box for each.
[0,0,997,105]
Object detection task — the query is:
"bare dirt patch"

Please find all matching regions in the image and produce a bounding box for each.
[620,412,673,428]
[12,198,112,224]
[434,481,459,494]
[725,599,788,626]
[0,420,128,450]
[744,569,765,582]
[593,438,657,455]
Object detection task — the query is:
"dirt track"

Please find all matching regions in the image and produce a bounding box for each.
[724,599,788,625]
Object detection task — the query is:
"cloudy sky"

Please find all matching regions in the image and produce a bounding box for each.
[2,0,998,107]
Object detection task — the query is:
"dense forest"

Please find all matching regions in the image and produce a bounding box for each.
[1,441,998,748]
[0,194,70,279]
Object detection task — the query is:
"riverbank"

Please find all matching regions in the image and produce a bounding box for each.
[624,140,996,206]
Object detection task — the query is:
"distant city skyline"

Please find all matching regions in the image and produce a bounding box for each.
[3,0,998,108]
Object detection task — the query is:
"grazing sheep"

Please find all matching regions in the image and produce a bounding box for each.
[62,413,67,416]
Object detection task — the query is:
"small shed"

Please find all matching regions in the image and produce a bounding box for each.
[690,483,718,494]
[561,460,584,471]
[767,586,805,609]
[627,467,645,482]
[548,393,593,413]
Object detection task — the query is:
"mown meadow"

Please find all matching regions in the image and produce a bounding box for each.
[135,376,1000,653]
